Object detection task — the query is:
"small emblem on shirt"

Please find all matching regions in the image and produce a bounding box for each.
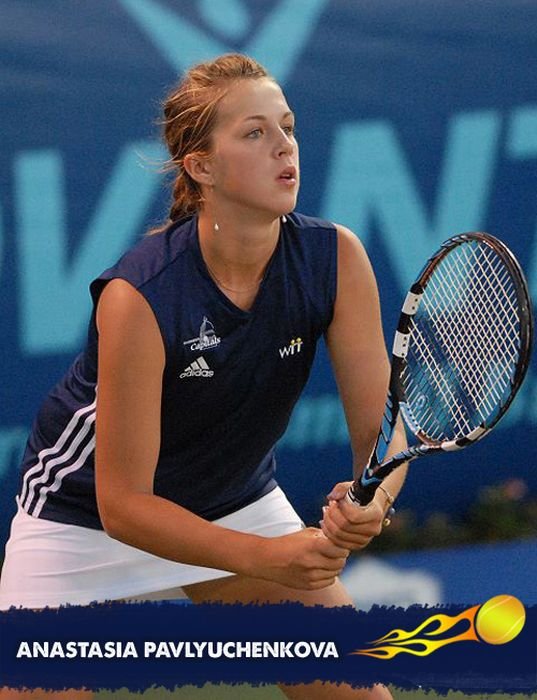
[279,337,303,358]
[183,316,221,352]
[180,356,214,379]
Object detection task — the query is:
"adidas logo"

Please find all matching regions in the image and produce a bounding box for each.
[179,356,214,379]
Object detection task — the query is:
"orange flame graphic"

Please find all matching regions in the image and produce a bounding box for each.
[353,605,480,659]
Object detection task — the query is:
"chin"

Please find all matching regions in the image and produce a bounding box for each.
[237,191,297,220]
[277,195,298,216]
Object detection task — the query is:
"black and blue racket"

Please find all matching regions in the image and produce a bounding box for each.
[347,232,534,507]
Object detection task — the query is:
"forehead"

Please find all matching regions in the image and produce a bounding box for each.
[215,78,291,126]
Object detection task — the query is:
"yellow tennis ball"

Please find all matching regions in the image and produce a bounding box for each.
[475,595,526,645]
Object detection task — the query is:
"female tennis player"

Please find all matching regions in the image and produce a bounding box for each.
[0,54,406,699]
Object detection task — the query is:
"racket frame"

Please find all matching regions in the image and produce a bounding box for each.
[347,231,533,507]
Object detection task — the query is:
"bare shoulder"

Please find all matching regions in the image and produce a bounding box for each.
[327,221,385,355]
[334,223,367,254]
[97,278,151,323]
[97,278,157,330]
[333,223,378,293]
[96,278,165,369]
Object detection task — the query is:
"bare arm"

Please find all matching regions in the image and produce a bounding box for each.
[322,225,407,549]
[95,278,348,589]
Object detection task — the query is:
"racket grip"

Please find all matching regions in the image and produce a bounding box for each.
[345,479,379,507]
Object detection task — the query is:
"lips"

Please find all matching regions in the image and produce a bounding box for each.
[277,166,297,183]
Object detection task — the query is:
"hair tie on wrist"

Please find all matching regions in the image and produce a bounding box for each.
[383,506,396,527]
[378,485,395,527]
[378,484,395,505]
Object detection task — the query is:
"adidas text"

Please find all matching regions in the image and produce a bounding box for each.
[180,357,214,379]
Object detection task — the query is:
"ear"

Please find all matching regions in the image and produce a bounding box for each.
[183,153,214,187]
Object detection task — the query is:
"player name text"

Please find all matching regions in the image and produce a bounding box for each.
[16,640,339,659]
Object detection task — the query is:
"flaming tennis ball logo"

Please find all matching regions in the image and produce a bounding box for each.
[475,594,526,645]
[354,595,525,659]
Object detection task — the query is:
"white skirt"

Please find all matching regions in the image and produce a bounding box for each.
[0,487,304,609]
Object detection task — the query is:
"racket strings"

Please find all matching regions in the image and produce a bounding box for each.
[403,241,522,441]
[406,324,475,439]
[431,251,520,391]
[417,246,519,430]
[420,274,517,430]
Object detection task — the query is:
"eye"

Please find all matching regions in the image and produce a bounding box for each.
[282,124,296,137]
[246,128,263,139]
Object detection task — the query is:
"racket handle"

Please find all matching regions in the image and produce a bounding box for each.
[346,444,427,507]
[345,479,379,507]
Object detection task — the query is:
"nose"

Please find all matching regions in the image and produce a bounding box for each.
[275,129,295,157]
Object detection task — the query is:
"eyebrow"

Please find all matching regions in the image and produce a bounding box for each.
[242,111,295,122]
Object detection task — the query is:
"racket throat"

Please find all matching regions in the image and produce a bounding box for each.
[349,445,431,505]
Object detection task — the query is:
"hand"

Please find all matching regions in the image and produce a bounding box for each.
[253,528,350,590]
[320,481,384,550]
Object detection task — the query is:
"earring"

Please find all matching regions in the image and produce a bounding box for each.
[214,221,219,232]
[281,215,287,223]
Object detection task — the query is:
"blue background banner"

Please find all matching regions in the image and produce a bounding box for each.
[341,538,537,610]
[1,602,535,693]
[1,0,536,620]
[2,0,536,538]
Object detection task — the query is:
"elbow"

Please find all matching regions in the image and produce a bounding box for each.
[97,494,127,541]
[96,486,152,544]
[98,511,121,541]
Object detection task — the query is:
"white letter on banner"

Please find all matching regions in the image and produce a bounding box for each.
[0,427,28,478]
[15,142,164,355]
[16,642,32,658]
[117,0,328,85]
[0,203,3,283]
[322,111,501,290]
[507,106,537,301]
[504,106,537,426]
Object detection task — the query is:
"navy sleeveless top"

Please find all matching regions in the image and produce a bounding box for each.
[17,213,337,530]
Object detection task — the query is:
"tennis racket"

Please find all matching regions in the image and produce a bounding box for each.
[347,231,533,507]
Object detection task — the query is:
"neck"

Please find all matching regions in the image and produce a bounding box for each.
[197,207,282,290]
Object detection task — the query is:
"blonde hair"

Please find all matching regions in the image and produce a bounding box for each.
[150,54,272,234]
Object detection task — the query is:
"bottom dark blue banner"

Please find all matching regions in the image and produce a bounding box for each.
[0,596,535,693]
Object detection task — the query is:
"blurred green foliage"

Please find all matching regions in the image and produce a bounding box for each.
[367,479,537,553]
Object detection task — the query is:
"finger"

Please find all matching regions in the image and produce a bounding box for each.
[326,481,353,502]
[322,502,365,535]
[314,534,350,559]
[337,498,382,524]
[309,565,345,581]
[321,520,381,549]
[320,521,371,549]
[324,516,381,540]
[307,551,347,574]
[323,502,380,537]
[307,526,352,546]
[312,526,349,548]
[323,502,347,526]
[320,513,376,545]
[307,577,337,590]
[293,572,339,590]
[315,555,349,573]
